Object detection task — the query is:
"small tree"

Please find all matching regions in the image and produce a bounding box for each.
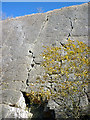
[37,7,44,13]
[27,39,89,118]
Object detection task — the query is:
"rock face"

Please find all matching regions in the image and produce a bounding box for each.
[0,2,89,119]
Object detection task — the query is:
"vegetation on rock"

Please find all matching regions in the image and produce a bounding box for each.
[26,39,89,118]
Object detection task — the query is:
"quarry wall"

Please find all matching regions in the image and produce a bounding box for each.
[0,2,89,119]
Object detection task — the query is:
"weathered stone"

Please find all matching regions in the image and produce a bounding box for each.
[0,91,33,119]
[0,2,89,119]
[2,81,26,91]
[2,90,25,108]
[0,104,33,119]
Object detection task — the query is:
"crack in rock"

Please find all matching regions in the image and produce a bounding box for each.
[83,87,90,103]
[9,104,19,108]
[34,14,49,44]
[26,65,31,86]
[67,17,73,40]
[39,14,49,32]
[1,103,20,109]
[29,50,41,65]
[69,17,73,30]
[26,50,41,86]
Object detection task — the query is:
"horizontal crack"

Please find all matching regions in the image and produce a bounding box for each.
[9,104,19,108]
[1,102,21,109]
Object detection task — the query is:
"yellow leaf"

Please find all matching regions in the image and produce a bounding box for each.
[70,51,74,55]
[26,93,30,97]
[65,55,68,60]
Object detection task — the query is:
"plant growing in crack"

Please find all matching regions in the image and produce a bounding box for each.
[26,38,89,119]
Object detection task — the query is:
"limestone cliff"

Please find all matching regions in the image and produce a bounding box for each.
[0,2,89,119]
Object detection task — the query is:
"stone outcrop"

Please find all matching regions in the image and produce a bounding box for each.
[0,2,89,119]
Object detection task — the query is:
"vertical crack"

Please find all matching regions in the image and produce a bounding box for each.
[26,50,41,86]
[67,17,73,40]
[84,87,90,102]
[26,60,31,87]
[69,17,73,30]
[26,69,31,86]
[29,50,41,65]
[40,14,49,32]
[34,14,49,44]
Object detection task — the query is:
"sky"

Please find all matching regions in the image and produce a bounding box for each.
[1,1,89,19]
[1,0,89,2]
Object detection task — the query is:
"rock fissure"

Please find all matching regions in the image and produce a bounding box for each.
[67,17,73,40]
[69,17,73,30]
[26,67,31,86]
[29,50,41,65]
[40,14,49,31]
[34,14,49,44]
[9,104,19,108]
[26,50,41,86]
[84,88,90,102]
[1,102,21,109]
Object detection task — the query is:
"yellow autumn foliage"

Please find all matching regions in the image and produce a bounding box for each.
[27,39,89,118]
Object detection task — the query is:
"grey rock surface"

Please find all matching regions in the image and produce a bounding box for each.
[0,104,32,118]
[0,2,89,119]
